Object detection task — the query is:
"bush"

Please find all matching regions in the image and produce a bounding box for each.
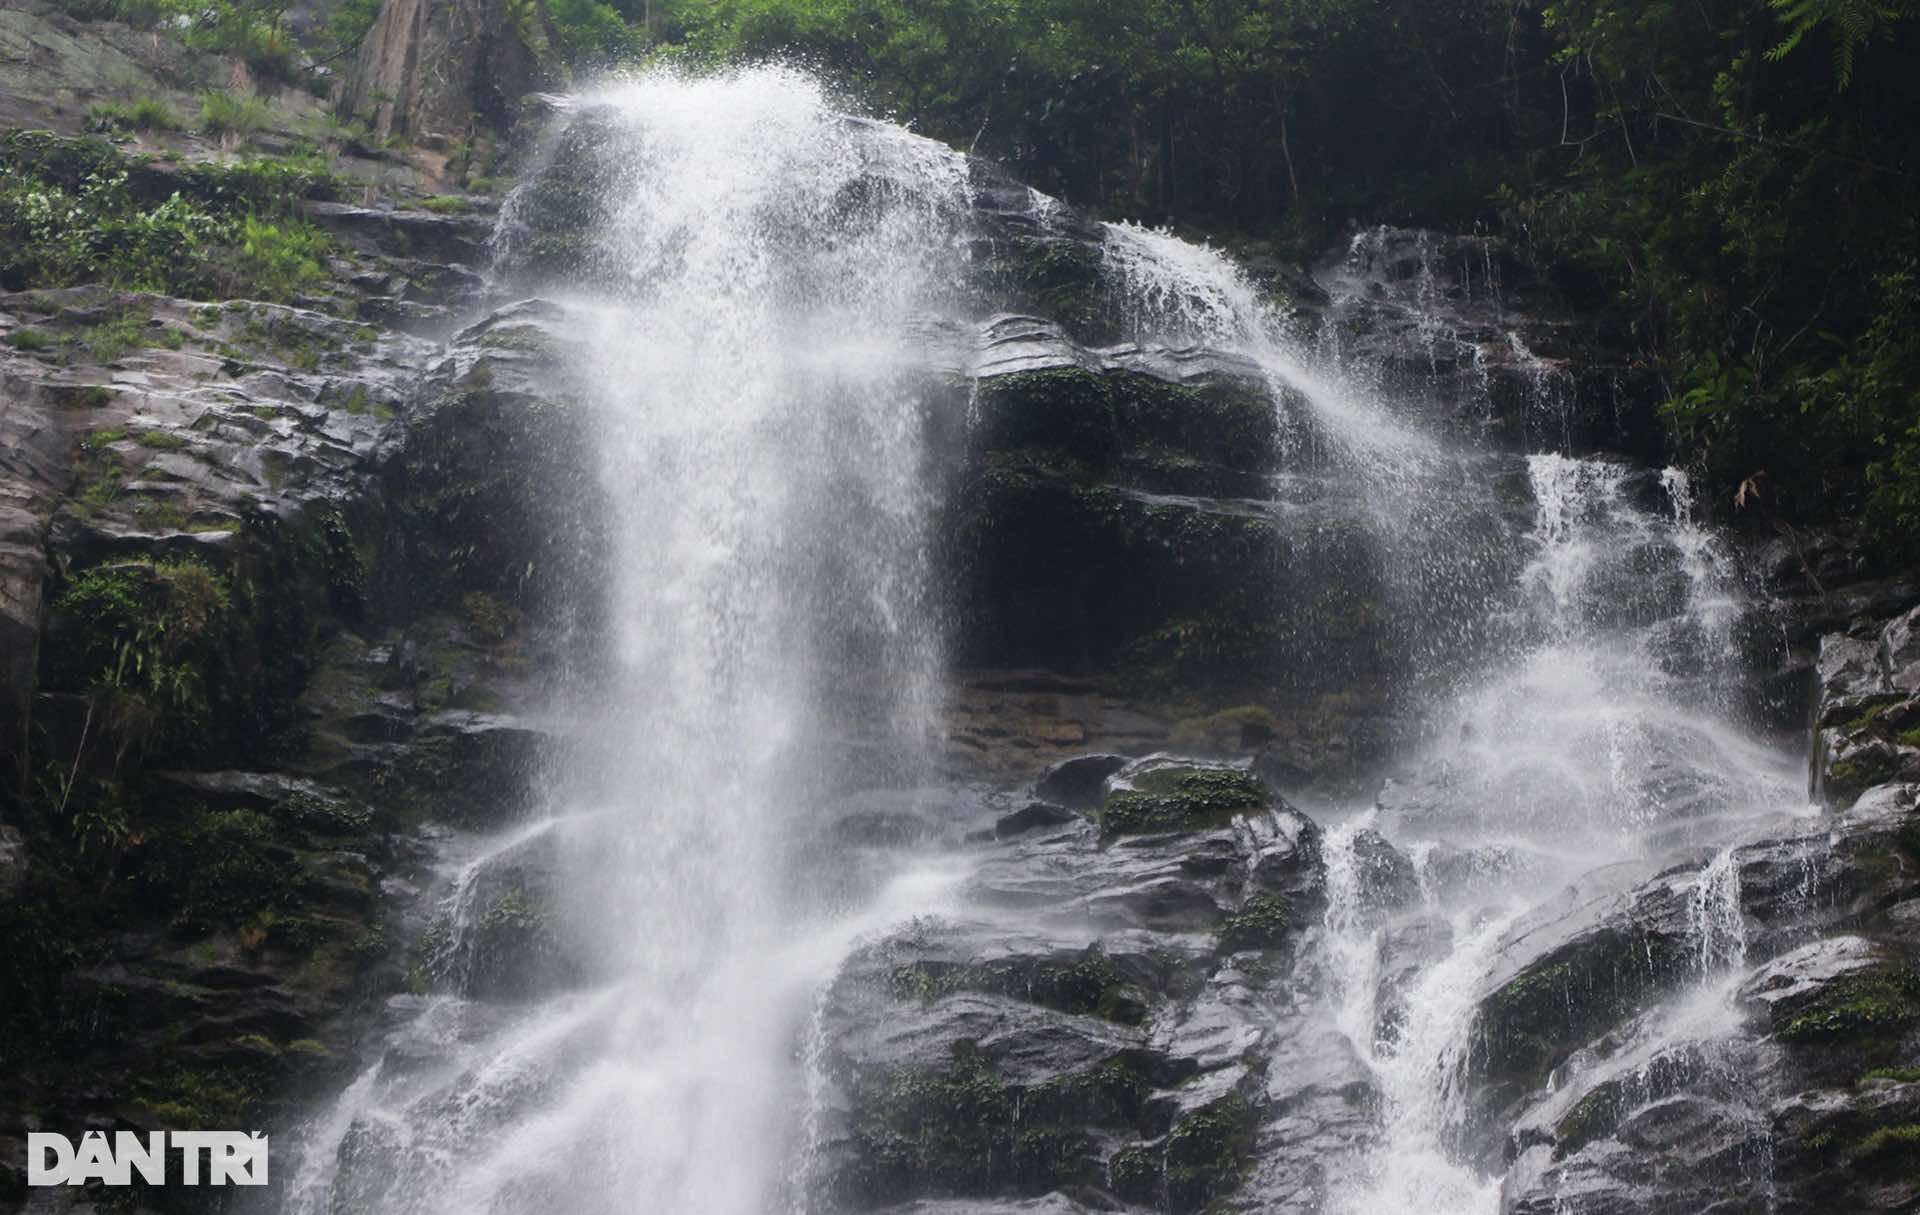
[199,90,274,138]
[0,132,335,300]
[233,217,328,300]
[89,97,185,132]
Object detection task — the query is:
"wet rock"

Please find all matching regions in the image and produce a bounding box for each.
[1035,754,1130,810]
[1344,828,1419,914]
[991,800,1082,839]
[1812,599,1920,806]
[0,825,24,901]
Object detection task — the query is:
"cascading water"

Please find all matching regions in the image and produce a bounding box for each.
[1092,220,1812,1213]
[286,68,978,1215]
[278,69,1825,1215]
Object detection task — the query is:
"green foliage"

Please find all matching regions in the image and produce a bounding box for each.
[48,559,232,739]
[234,216,328,300]
[661,0,1515,230]
[4,328,54,350]
[1505,0,1920,542]
[58,0,301,78]
[199,90,275,138]
[79,311,149,362]
[1767,0,1920,86]
[306,507,367,618]
[88,96,185,133]
[1857,1122,1920,1157]
[547,0,648,67]
[1164,1096,1256,1212]
[0,132,334,300]
[311,0,384,62]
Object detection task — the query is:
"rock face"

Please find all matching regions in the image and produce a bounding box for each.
[0,114,600,1201]
[338,0,548,147]
[1463,597,1920,1215]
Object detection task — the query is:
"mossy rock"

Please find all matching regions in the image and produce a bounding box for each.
[1101,764,1267,835]
[1778,966,1920,1045]
[969,236,1123,344]
[1216,893,1293,953]
[1164,1096,1257,1213]
[833,1043,1107,1205]
[888,946,1148,1024]
[1468,926,1692,1126]
[966,367,1279,478]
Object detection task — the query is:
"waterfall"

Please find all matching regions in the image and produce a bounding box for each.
[290,67,975,1215]
[1100,221,1810,1214]
[279,71,1824,1215]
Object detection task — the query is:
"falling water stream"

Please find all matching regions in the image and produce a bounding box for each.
[285,68,1819,1215]
[1091,220,1812,1213]
[288,68,982,1215]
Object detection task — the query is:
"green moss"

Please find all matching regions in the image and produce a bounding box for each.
[1778,966,1920,1043]
[1164,1096,1256,1214]
[475,325,556,354]
[840,1044,1103,1203]
[1471,929,1691,1093]
[969,368,1278,475]
[348,926,389,968]
[888,948,1144,1023]
[134,429,187,449]
[132,498,187,530]
[1102,765,1267,835]
[136,1066,261,1128]
[4,328,53,350]
[1857,1123,1920,1159]
[418,194,472,214]
[1217,894,1292,953]
[462,591,519,643]
[1109,1143,1161,1204]
[976,237,1118,343]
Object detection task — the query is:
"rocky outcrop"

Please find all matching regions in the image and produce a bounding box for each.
[337,0,549,149]
[1469,595,1920,1215]
[806,759,1352,1215]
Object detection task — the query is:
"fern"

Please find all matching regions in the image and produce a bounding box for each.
[1766,0,1920,87]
